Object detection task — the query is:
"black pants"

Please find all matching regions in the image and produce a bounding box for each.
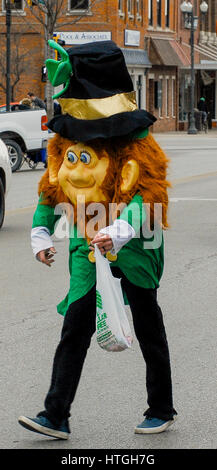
[40,271,176,425]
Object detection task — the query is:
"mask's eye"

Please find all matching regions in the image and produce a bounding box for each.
[67,151,78,164]
[80,151,91,164]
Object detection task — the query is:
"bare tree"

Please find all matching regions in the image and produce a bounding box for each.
[18,0,103,119]
[0,30,38,102]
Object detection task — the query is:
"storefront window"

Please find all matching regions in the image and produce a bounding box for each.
[179,72,191,121]
[159,79,163,116]
[165,78,170,117]
[154,79,163,116]
[172,78,175,118]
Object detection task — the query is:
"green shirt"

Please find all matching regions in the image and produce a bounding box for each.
[32,194,164,316]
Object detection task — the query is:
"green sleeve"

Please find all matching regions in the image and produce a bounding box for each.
[32,193,61,235]
[118,193,146,234]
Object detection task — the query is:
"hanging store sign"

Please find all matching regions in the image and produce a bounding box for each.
[200,70,214,86]
[124,30,140,47]
[54,31,112,45]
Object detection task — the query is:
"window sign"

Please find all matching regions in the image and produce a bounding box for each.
[124,30,140,47]
[54,31,112,45]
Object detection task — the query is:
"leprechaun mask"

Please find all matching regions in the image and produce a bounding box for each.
[57,142,110,205]
[41,134,140,209]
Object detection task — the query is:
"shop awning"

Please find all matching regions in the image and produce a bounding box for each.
[121,48,152,67]
[151,38,217,71]
[180,41,217,65]
[150,38,190,67]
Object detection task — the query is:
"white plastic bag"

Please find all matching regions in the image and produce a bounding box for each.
[95,245,133,352]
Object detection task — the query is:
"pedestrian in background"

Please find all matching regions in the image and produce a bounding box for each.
[20,98,32,110]
[11,98,32,111]
[27,92,46,110]
[197,97,208,125]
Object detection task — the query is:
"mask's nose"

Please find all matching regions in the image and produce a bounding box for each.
[68,165,95,188]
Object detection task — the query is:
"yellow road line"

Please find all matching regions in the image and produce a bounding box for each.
[172,171,217,185]
[5,205,36,216]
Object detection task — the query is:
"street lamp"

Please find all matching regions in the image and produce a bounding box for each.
[200,1,208,14]
[180,1,208,134]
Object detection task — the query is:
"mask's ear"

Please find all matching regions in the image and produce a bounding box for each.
[120,159,139,193]
[48,163,59,185]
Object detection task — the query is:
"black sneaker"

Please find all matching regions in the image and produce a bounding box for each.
[18,415,70,439]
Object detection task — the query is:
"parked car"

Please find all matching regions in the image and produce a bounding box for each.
[0,108,49,172]
[0,138,11,229]
[0,102,20,113]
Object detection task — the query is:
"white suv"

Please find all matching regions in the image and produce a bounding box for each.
[0,138,12,229]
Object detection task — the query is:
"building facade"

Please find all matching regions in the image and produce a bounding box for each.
[177,0,217,130]
[0,1,216,131]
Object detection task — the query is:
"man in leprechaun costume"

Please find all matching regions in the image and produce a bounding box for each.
[18,40,177,439]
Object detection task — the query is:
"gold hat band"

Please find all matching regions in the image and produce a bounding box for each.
[58,91,138,121]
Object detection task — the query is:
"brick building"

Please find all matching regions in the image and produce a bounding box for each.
[54,0,181,132]
[177,0,217,130]
[0,1,216,131]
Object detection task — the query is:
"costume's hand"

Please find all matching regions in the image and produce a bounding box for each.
[90,233,113,255]
[36,247,56,267]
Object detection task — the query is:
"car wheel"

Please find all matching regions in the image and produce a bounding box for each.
[4,139,23,172]
[0,178,5,229]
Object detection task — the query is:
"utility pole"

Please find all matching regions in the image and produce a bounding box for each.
[180,1,209,134]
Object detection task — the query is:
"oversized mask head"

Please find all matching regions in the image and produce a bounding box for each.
[47,135,140,207]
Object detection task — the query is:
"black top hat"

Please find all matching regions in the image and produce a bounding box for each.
[46,40,156,141]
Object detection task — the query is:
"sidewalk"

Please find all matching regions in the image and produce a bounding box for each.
[154,129,217,150]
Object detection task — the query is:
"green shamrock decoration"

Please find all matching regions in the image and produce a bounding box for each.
[46,39,73,99]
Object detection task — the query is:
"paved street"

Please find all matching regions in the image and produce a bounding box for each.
[1,133,217,449]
